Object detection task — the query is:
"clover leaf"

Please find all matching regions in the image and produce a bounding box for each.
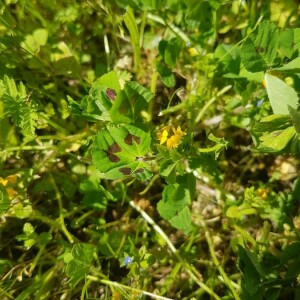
[91,123,152,180]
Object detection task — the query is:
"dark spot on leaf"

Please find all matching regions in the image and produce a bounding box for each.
[133,168,144,174]
[107,153,120,162]
[106,142,121,162]
[106,88,117,101]
[124,134,141,145]
[119,167,131,175]
[255,47,265,53]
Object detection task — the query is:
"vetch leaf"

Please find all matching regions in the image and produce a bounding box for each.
[252,114,292,134]
[264,73,298,115]
[198,133,227,159]
[278,28,300,59]
[91,123,152,180]
[241,21,278,72]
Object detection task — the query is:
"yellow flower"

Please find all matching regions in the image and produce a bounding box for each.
[0,177,8,186]
[257,188,269,199]
[0,174,19,199]
[157,125,186,149]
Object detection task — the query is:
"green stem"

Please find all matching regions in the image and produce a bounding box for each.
[195,85,232,124]
[198,144,222,153]
[29,228,53,275]
[87,276,176,300]
[40,113,67,134]
[148,71,159,121]
[1,145,55,157]
[81,278,92,300]
[139,174,160,195]
[129,200,221,300]
[50,173,74,243]
[204,229,240,300]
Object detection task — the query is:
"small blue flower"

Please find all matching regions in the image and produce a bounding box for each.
[124,256,133,266]
[256,99,264,107]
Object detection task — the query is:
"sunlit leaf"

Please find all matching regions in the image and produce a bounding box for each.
[241,21,279,72]
[264,73,298,115]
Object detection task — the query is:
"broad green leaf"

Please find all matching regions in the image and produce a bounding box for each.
[23,222,35,236]
[288,105,300,133]
[238,245,265,296]
[93,70,121,92]
[72,71,122,122]
[157,175,194,234]
[226,205,256,219]
[264,73,298,115]
[21,28,48,54]
[241,21,278,72]
[65,243,94,288]
[8,203,32,219]
[110,81,153,123]
[159,159,177,183]
[156,62,175,88]
[92,123,152,180]
[258,126,296,153]
[159,38,182,68]
[79,175,114,210]
[168,206,193,234]
[157,183,189,218]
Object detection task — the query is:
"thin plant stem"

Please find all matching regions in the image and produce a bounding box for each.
[129,200,222,300]
[50,173,74,243]
[195,85,232,124]
[148,70,159,121]
[139,174,160,195]
[204,229,240,300]
[29,228,53,275]
[87,276,176,300]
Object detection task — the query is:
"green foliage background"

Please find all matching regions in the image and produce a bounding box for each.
[0,0,300,299]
